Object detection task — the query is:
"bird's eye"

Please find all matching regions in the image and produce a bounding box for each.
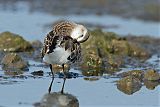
[80,35,83,37]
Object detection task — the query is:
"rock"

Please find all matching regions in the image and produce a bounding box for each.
[1,53,29,71]
[0,31,33,52]
[31,70,44,76]
[34,92,79,107]
[81,52,102,69]
[144,69,160,81]
[117,76,142,95]
[117,70,144,81]
[128,42,150,60]
[108,39,129,55]
[81,29,118,69]
[105,55,124,74]
[81,29,150,72]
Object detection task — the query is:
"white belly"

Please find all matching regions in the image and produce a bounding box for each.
[43,47,71,65]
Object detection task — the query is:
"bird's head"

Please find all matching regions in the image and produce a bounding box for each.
[71,24,90,43]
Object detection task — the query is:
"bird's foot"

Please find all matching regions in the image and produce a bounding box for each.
[48,86,52,94]
[61,89,64,94]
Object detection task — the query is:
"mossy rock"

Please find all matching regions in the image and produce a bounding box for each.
[81,29,122,69]
[107,55,124,67]
[0,31,33,52]
[144,69,160,81]
[108,39,129,55]
[117,70,144,81]
[1,53,29,71]
[81,52,102,69]
[82,29,119,56]
[128,42,150,60]
[117,76,142,95]
[81,29,150,71]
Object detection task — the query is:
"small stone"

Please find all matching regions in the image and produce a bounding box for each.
[57,72,79,79]
[117,76,142,95]
[31,70,44,76]
[144,69,160,81]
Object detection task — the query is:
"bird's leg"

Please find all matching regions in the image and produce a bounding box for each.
[61,64,66,94]
[48,64,54,93]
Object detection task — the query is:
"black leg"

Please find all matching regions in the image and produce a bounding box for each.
[48,64,54,93]
[61,64,66,94]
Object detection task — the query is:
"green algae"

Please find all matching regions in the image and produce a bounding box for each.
[0,31,33,52]
[81,29,150,72]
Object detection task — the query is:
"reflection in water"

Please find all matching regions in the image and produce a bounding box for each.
[116,76,142,95]
[4,71,24,76]
[34,92,79,107]
[117,76,160,95]
[81,68,103,81]
[144,80,160,90]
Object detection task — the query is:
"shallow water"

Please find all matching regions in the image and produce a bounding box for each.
[0,56,159,107]
[0,9,160,42]
[0,2,160,107]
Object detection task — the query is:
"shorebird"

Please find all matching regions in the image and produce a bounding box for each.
[42,21,89,93]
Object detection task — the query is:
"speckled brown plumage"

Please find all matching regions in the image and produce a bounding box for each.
[53,21,76,36]
[41,21,81,63]
[42,20,89,93]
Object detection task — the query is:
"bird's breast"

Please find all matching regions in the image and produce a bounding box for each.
[43,47,71,65]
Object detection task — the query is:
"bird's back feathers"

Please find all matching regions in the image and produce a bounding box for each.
[42,31,81,64]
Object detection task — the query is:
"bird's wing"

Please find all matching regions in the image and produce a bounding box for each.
[42,32,81,63]
[41,31,59,58]
[59,36,81,63]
